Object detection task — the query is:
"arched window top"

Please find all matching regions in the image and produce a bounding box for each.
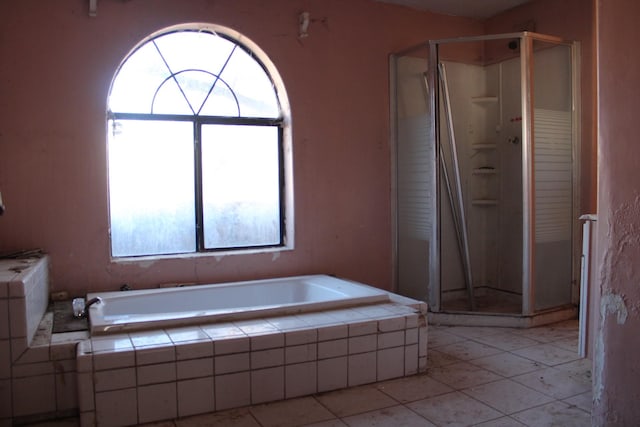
[108,28,281,118]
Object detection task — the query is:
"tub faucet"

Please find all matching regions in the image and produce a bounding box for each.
[72,296,103,319]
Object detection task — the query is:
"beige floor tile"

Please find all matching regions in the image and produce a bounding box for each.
[512,344,582,366]
[376,373,453,403]
[554,358,592,385]
[511,367,591,399]
[549,336,579,352]
[427,348,461,367]
[511,401,591,427]
[408,391,503,427]
[23,419,82,427]
[249,396,335,427]
[301,420,348,427]
[471,332,540,352]
[428,329,467,348]
[315,385,397,418]
[472,416,526,426]
[175,407,260,427]
[463,379,554,414]
[437,340,504,361]
[342,405,436,426]
[140,422,175,427]
[463,380,554,415]
[470,352,546,378]
[444,326,512,339]
[510,326,577,343]
[563,391,593,413]
[427,361,503,390]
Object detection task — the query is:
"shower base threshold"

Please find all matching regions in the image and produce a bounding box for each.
[427,304,577,328]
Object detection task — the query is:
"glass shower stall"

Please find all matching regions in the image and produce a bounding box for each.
[392,32,579,326]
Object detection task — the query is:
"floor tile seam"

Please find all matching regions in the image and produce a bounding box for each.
[470,413,522,427]
[425,365,511,391]
[508,363,573,379]
[504,348,559,366]
[559,396,593,414]
[468,337,546,352]
[505,332,555,344]
[247,406,270,427]
[524,363,595,388]
[377,375,454,403]
[506,377,581,401]
[401,399,467,427]
[340,402,434,426]
[366,382,405,406]
[507,398,587,421]
[483,414,530,427]
[546,340,580,352]
[456,359,512,381]
[308,391,400,420]
[435,388,511,420]
[463,361,548,379]
[497,373,577,401]
[512,356,582,369]
[494,340,559,353]
[457,378,560,415]
[454,338,509,360]
[440,331,504,341]
[427,342,465,350]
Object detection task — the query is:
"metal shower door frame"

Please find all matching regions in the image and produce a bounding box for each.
[426,32,578,316]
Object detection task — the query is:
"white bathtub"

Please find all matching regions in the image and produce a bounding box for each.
[87,275,390,335]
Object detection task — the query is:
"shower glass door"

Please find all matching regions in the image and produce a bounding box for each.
[435,37,524,314]
[531,39,575,311]
[392,46,437,305]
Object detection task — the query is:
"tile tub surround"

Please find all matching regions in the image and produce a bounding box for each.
[1,255,86,424]
[76,300,428,426]
[0,256,426,426]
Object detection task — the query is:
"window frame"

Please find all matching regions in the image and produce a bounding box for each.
[107,24,293,258]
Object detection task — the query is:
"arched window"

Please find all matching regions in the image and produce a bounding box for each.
[107,25,291,257]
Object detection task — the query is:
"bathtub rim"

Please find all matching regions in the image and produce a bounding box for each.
[87,274,391,335]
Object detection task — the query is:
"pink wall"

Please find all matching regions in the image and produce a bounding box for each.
[594,0,640,423]
[0,0,482,294]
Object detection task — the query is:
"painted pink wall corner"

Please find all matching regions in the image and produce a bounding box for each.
[593,0,640,423]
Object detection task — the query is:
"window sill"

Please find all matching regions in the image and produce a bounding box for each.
[109,245,294,265]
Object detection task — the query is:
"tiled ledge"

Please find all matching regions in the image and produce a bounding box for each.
[76,302,428,427]
[1,255,89,425]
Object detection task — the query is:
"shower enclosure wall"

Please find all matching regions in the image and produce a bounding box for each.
[392,33,579,327]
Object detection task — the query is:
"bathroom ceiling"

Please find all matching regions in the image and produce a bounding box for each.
[375,0,532,19]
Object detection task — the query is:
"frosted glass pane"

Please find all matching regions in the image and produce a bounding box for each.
[173,70,218,114]
[201,125,280,248]
[153,31,236,78]
[110,30,280,118]
[198,80,240,117]
[108,120,195,256]
[151,77,194,115]
[218,48,279,118]
[109,43,171,113]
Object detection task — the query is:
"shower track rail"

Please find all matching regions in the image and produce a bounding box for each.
[437,62,475,311]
